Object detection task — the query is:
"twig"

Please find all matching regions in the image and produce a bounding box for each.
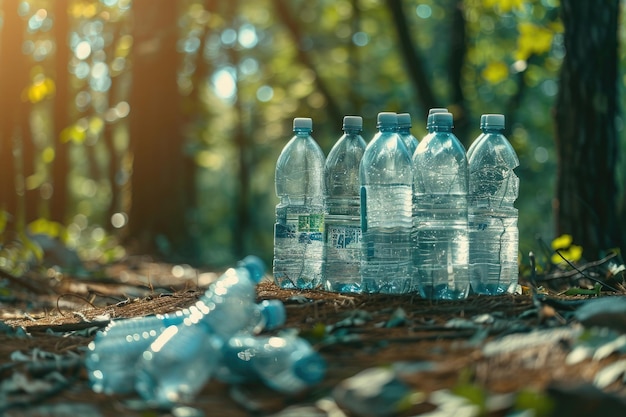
[55,293,97,316]
[541,252,617,281]
[553,249,621,293]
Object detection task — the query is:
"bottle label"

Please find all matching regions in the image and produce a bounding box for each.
[297,214,323,233]
[328,225,361,249]
[275,213,323,244]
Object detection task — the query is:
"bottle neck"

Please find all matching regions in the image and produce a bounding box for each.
[294,128,312,137]
[433,126,452,133]
[483,128,504,134]
[378,125,396,133]
[343,128,362,135]
[398,127,411,134]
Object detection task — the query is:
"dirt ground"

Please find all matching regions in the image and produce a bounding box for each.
[1,257,626,417]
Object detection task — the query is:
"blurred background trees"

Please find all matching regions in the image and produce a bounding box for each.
[0,0,624,273]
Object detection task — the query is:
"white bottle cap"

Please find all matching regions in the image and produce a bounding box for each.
[483,114,505,129]
[397,113,412,128]
[377,112,397,127]
[343,115,363,130]
[431,112,453,127]
[293,117,313,130]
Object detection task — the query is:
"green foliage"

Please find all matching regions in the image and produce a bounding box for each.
[2,0,625,267]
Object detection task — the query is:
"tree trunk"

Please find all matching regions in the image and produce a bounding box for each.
[50,0,71,224]
[386,0,438,114]
[554,0,622,259]
[127,0,198,262]
[0,1,29,229]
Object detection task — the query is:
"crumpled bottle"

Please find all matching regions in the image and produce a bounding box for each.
[216,331,326,394]
[85,257,285,394]
[132,256,272,405]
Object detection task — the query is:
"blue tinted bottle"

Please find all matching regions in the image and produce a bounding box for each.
[273,118,326,289]
[359,112,413,294]
[397,113,419,156]
[412,112,470,299]
[468,114,519,294]
[323,116,366,293]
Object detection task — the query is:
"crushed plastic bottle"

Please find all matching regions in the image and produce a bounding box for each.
[85,257,284,398]
[216,331,326,394]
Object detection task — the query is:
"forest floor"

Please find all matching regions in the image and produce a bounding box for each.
[2,255,626,417]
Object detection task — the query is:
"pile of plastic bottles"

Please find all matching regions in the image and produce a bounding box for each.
[85,256,326,405]
[273,111,519,298]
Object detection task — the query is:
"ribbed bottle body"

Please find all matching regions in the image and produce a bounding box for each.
[468,119,520,295]
[360,114,413,294]
[274,121,326,289]
[412,113,469,299]
[323,122,366,293]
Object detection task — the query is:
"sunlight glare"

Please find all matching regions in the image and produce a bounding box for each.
[110,212,128,228]
[75,41,92,60]
[211,67,237,101]
[238,24,258,48]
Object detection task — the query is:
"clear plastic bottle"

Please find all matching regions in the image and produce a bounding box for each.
[273,117,326,289]
[85,257,280,398]
[323,115,367,293]
[133,256,267,405]
[216,332,326,394]
[426,108,449,133]
[468,114,519,295]
[396,113,419,156]
[85,310,189,395]
[359,112,413,294]
[466,114,487,161]
[412,112,470,299]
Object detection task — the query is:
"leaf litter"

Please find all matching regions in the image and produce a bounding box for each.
[0,256,625,416]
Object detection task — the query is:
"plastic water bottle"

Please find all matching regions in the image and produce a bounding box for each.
[359,112,413,294]
[466,114,487,161]
[273,118,326,289]
[85,257,280,398]
[396,113,419,156]
[217,332,326,394]
[134,256,267,404]
[426,108,449,133]
[412,112,470,299]
[468,114,519,294]
[323,116,367,293]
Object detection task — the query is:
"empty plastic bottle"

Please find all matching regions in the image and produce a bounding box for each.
[274,118,326,289]
[134,256,267,405]
[412,112,470,299]
[359,112,413,294]
[323,116,367,293]
[397,113,419,156]
[468,114,519,295]
[426,108,449,133]
[466,114,487,161]
[85,257,280,398]
[216,332,326,394]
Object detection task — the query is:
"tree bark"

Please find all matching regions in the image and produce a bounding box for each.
[272,0,343,128]
[50,0,71,224]
[127,0,198,262]
[554,0,623,259]
[386,0,438,114]
[0,1,30,229]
